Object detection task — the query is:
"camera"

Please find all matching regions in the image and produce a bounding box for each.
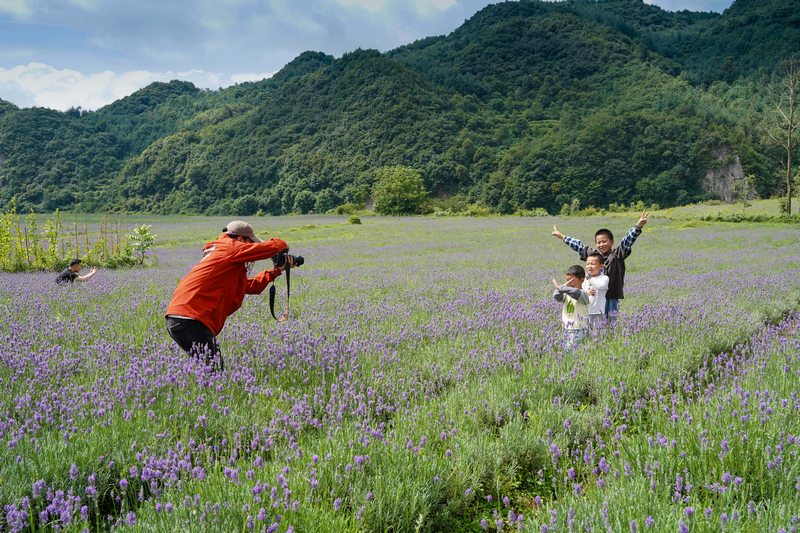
[272,252,304,268]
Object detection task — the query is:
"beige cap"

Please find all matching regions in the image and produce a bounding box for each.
[225,220,262,243]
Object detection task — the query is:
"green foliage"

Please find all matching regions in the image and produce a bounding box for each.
[349,215,362,225]
[515,208,550,217]
[372,166,430,215]
[314,189,338,214]
[88,80,203,156]
[0,198,15,271]
[332,202,361,215]
[734,174,758,212]
[233,194,259,216]
[699,212,800,223]
[779,196,790,215]
[1,1,798,215]
[614,200,660,213]
[293,190,316,214]
[0,201,156,271]
[127,224,158,265]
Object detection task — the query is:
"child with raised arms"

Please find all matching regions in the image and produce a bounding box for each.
[551,211,648,317]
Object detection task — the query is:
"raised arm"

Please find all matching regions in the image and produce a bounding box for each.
[552,278,565,302]
[552,225,588,257]
[618,211,648,258]
[77,267,97,282]
[228,237,289,263]
[553,283,589,304]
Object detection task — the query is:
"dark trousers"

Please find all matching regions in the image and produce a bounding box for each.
[165,316,224,371]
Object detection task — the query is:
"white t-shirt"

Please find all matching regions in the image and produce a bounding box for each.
[583,274,609,315]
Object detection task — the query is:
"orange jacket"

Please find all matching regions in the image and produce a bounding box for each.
[166,234,288,335]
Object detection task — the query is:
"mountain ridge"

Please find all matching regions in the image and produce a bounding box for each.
[0,0,796,214]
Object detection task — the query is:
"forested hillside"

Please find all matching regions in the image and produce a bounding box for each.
[0,0,796,214]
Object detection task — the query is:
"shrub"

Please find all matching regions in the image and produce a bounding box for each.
[429,196,469,214]
[515,208,550,217]
[331,203,360,215]
[128,224,158,265]
[372,166,429,216]
[314,189,338,214]
[293,190,316,214]
[573,206,605,216]
[0,200,158,272]
[463,204,492,217]
[698,213,800,223]
[349,215,362,225]
[233,194,259,216]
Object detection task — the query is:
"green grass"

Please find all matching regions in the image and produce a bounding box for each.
[653,198,792,218]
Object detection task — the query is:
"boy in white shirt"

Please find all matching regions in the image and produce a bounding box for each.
[584,252,609,330]
[552,264,590,351]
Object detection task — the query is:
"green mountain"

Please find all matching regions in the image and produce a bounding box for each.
[0,105,124,210]
[0,0,796,215]
[88,80,203,156]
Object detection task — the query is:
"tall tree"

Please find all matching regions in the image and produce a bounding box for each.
[767,59,800,214]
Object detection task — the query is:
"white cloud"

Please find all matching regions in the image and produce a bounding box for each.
[0,62,274,111]
[415,0,456,15]
[333,0,385,13]
[0,0,34,17]
[230,71,276,84]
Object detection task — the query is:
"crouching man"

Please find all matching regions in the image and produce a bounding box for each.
[165,220,294,371]
[56,259,97,284]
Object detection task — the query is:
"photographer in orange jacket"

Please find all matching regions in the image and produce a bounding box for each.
[165,220,296,371]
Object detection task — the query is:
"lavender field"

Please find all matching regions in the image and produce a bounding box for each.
[1,215,799,532]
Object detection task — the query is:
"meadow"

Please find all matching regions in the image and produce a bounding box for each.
[1,214,799,532]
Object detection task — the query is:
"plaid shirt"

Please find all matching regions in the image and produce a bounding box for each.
[563,226,642,259]
[562,226,643,299]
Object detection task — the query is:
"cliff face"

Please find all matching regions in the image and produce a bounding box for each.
[703,147,745,203]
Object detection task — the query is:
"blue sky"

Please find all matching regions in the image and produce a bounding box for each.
[0,0,734,111]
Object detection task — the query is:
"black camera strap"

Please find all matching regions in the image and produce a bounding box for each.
[269,264,290,322]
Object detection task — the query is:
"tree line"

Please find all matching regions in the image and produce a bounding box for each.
[0,0,797,216]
